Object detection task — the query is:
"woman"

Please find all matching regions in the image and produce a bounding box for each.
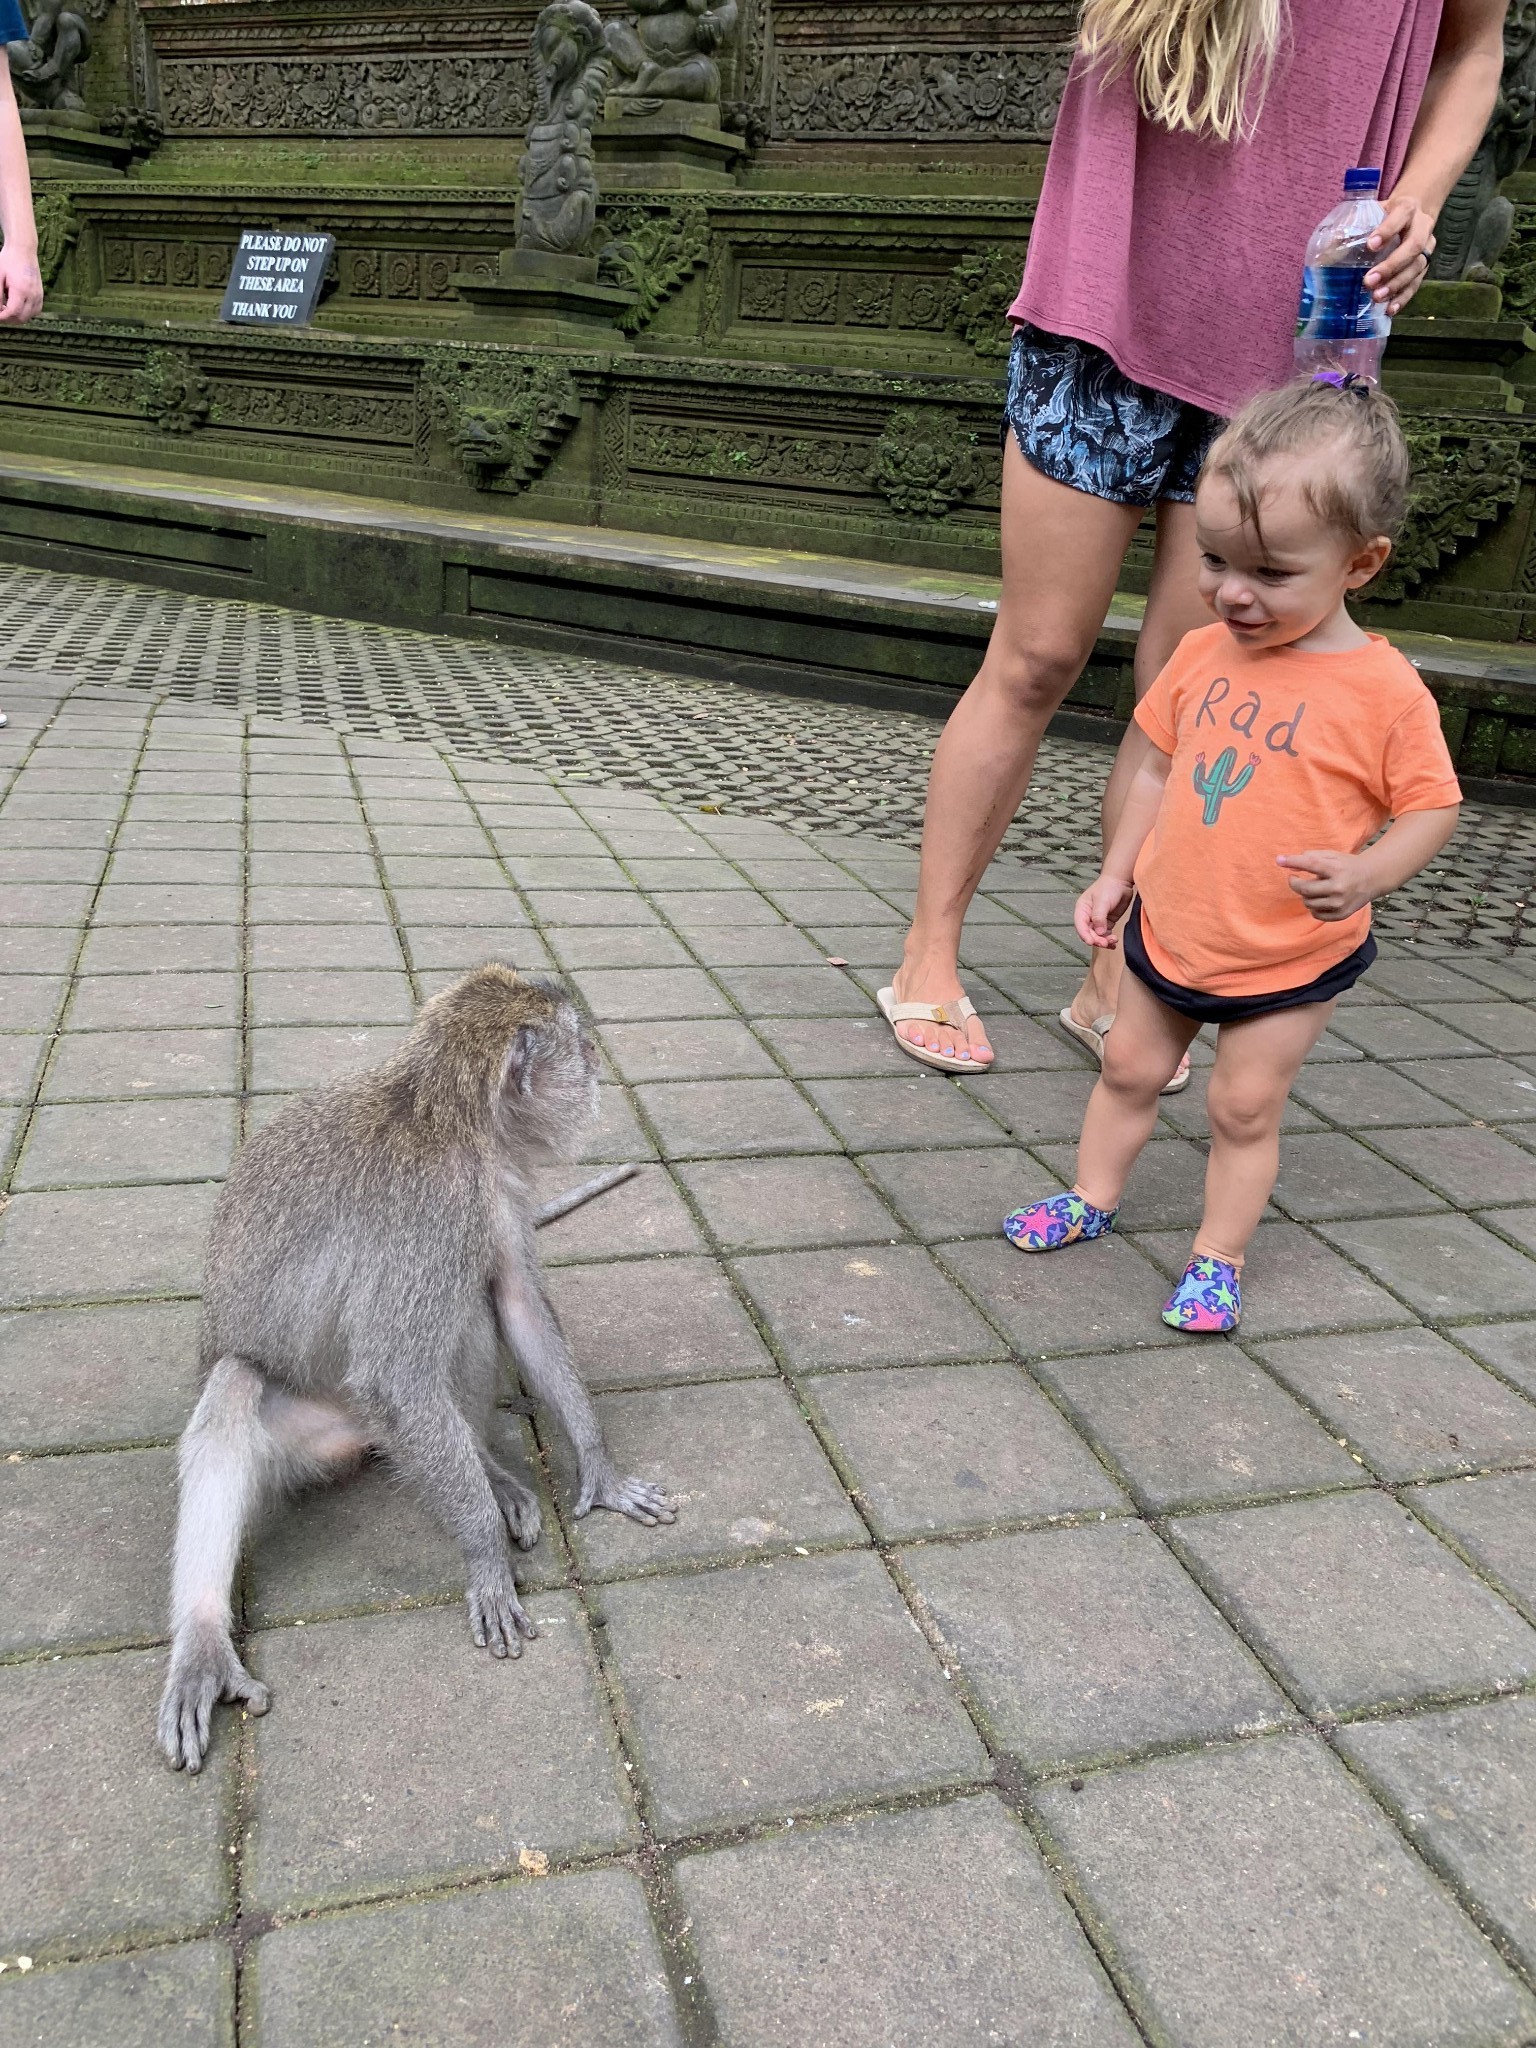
[0,26,46,729]
[879,0,1504,1076]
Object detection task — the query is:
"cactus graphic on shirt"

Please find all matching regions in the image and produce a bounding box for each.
[1192,747,1260,826]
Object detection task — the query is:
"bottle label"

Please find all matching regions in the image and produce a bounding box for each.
[1296,264,1379,340]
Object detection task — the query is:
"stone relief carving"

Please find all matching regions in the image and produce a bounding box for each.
[32,191,78,286]
[421,351,583,485]
[138,348,211,433]
[944,246,1025,357]
[1374,426,1526,599]
[772,47,1070,141]
[517,0,609,255]
[1431,0,1536,283]
[604,0,738,106]
[598,198,710,332]
[158,54,532,135]
[7,0,102,113]
[868,405,981,516]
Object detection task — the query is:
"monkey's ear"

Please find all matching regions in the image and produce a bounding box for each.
[499,1025,541,1099]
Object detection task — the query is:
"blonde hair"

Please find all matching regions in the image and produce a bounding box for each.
[1202,377,1412,550]
[1078,0,1285,142]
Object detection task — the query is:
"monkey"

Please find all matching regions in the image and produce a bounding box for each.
[157,965,674,1773]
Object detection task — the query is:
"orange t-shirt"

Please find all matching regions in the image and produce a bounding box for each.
[1132,623,1461,997]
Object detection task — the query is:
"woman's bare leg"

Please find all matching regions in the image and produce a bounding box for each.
[891,437,1142,1063]
[1070,498,1211,1030]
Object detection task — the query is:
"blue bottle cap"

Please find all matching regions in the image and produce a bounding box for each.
[1344,166,1382,193]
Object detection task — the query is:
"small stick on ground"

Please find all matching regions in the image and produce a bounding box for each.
[533,1162,641,1227]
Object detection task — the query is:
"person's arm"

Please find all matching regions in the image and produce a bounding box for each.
[1275,805,1461,922]
[1075,745,1172,950]
[1366,0,1506,315]
[0,56,41,324]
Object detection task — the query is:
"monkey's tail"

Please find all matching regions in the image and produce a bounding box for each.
[533,1161,640,1227]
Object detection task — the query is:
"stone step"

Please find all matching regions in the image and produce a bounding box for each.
[0,449,1531,802]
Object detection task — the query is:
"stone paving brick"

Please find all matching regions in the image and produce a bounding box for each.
[0,1648,235,1959]
[1252,1327,1536,1481]
[677,924,831,968]
[545,1255,775,1388]
[1406,1469,1536,1618]
[402,927,554,975]
[79,925,242,975]
[1398,1056,1536,1122]
[1285,1058,1470,1129]
[68,971,241,1031]
[600,1550,986,1834]
[559,1379,866,1576]
[637,1079,837,1159]
[248,1431,566,1626]
[378,855,508,891]
[0,847,107,884]
[734,1244,1005,1369]
[673,1155,899,1253]
[1338,1695,1536,1977]
[802,1074,1010,1152]
[1034,1135,1239,1232]
[1171,1491,1536,1715]
[623,856,750,890]
[525,888,664,927]
[749,1014,912,1076]
[1135,1219,1417,1340]
[247,970,415,1027]
[1319,1212,1536,1320]
[903,1521,1288,1772]
[0,1942,234,2048]
[959,923,1081,968]
[0,974,67,1031]
[1364,1121,1536,1208]
[1034,1734,1536,2048]
[1484,1204,1536,1256]
[43,1027,239,1103]
[860,1145,1061,1239]
[0,1299,198,1451]
[598,1018,777,1083]
[247,887,389,926]
[248,1025,409,1093]
[958,1068,1102,1144]
[531,1162,704,1262]
[0,882,97,925]
[388,887,524,928]
[1,928,88,974]
[939,1235,1184,1359]
[245,922,401,972]
[805,1362,1126,1537]
[570,967,732,1022]
[15,1098,237,1190]
[1456,1320,1536,1397]
[0,1183,216,1305]
[92,886,242,927]
[0,1032,46,1102]
[1423,1001,1536,1056]
[1328,1006,1487,1059]
[544,925,696,972]
[245,1598,634,1913]
[246,1871,681,2048]
[1037,1349,1364,1512]
[0,1445,175,1653]
[676,1795,1139,2048]
[586,1082,660,1162]
[1267,1129,1445,1219]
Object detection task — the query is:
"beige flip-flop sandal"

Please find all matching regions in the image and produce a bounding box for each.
[877,987,990,1074]
[1058,1007,1192,1095]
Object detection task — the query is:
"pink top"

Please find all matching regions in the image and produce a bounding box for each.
[1009,0,1444,417]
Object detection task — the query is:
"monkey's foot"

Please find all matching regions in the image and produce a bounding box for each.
[157,1632,269,1774]
[575,1470,677,1526]
[467,1575,538,1659]
[487,1470,543,1552]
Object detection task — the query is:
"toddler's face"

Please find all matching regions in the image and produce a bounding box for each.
[1193,466,1388,653]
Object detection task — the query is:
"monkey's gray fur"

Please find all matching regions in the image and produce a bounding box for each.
[157,964,674,1773]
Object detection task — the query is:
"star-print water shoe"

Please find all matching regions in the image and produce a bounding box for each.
[1003,1191,1118,1252]
[1161,1255,1242,1332]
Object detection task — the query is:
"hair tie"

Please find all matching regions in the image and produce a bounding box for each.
[1310,370,1373,397]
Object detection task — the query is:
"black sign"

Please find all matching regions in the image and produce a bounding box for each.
[219,231,334,327]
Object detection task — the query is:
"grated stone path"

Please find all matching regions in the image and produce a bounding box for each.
[2,579,1536,2047]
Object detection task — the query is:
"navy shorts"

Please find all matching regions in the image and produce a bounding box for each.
[1123,900,1377,1024]
[1002,324,1226,508]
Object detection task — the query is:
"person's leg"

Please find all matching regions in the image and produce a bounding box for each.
[1070,497,1211,1031]
[1196,1000,1337,1262]
[891,435,1142,1063]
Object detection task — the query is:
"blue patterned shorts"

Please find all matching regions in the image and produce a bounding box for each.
[1003,324,1225,508]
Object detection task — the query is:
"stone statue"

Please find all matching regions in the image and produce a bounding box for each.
[516,0,610,256]
[604,0,739,106]
[6,0,93,113]
[1429,0,1536,283]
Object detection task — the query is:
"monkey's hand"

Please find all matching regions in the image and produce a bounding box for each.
[157,1629,270,1773]
[467,1571,538,1659]
[575,1465,676,1525]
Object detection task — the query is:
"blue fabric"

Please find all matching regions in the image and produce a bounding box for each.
[0,0,31,50]
[1123,898,1377,1024]
[1002,324,1225,508]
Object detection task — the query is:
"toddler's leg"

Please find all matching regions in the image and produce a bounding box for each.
[1006,972,1197,1251]
[1164,998,1334,1332]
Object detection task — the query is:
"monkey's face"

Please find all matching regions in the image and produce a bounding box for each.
[501,998,601,1161]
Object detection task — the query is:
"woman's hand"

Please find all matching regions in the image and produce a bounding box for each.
[0,246,43,324]
[1075,874,1135,950]
[1364,191,1436,315]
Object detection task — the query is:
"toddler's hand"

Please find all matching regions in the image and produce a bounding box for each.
[1075,875,1134,949]
[1277,850,1373,922]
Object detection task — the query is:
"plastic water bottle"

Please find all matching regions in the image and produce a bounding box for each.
[1294,167,1398,382]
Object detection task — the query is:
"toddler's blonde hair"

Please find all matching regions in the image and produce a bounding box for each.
[1078,0,1285,143]
[1201,377,1412,549]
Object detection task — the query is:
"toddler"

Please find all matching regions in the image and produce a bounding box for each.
[1004,375,1462,1332]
